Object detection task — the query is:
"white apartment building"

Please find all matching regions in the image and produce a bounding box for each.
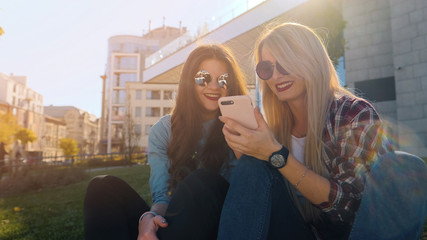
[0,73,44,155]
[102,24,187,153]
[126,82,178,149]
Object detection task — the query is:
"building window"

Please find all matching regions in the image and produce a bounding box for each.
[145,125,153,135]
[46,125,52,135]
[146,107,160,117]
[114,56,138,70]
[163,107,172,115]
[135,90,142,100]
[112,106,126,121]
[113,73,137,87]
[112,124,123,139]
[113,90,126,104]
[134,124,142,135]
[354,77,396,102]
[135,107,141,117]
[164,90,175,100]
[146,90,161,100]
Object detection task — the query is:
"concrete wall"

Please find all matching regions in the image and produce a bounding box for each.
[343,0,427,157]
[390,0,427,157]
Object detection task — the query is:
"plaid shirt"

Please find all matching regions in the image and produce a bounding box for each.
[317,95,394,224]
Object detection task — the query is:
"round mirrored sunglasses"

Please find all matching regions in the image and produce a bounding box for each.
[256,61,289,80]
[194,70,228,88]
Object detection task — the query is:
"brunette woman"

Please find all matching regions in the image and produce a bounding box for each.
[84,44,248,240]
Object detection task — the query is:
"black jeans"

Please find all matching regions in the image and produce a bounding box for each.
[84,168,229,240]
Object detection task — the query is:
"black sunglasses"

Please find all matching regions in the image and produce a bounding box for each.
[194,70,228,88]
[256,61,289,80]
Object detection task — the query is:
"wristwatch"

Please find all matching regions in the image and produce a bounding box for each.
[268,145,289,169]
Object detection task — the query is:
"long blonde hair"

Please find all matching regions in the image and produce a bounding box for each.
[255,22,354,222]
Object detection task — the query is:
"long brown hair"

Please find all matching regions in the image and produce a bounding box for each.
[167,44,247,190]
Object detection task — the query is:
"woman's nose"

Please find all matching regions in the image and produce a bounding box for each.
[206,78,221,89]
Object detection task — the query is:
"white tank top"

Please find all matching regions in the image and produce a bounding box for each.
[292,135,307,200]
[291,135,306,164]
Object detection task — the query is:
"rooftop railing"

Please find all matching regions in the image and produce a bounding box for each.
[145,0,266,68]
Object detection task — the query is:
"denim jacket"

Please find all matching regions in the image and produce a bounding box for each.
[148,114,236,205]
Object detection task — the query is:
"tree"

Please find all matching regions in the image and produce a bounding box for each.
[15,128,37,145]
[59,138,79,156]
[307,0,346,67]
[14,128,37,154]
[0,113,19,145]
[278,0,346,67]
[123,100,141,164]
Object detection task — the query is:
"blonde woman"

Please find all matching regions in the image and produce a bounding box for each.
[218,23,427,239]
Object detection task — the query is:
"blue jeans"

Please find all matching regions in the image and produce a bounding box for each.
[217,156,315,240]
[218,151,427,240]
[349,151,427,239]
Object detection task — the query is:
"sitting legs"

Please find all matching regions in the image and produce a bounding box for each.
[218,155,314,240]
[84,175,149,240]
[159,168,229,240]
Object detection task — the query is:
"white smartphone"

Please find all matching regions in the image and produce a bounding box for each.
[218,95,258,129]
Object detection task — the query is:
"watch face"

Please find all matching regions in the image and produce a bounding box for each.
[270,154,285,168]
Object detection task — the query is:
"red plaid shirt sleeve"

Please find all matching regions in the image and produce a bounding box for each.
[317,96,394,223]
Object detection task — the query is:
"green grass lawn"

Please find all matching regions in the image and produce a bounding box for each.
[0,164,426,239]
[0,165,151,240]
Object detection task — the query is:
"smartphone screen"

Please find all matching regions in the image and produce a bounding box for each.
[218,95,258,129]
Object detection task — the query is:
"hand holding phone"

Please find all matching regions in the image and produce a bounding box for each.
[218,95,258,130]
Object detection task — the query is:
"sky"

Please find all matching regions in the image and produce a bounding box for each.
[0,0,248,117]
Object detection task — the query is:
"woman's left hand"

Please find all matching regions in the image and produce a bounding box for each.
[219,107,282,161]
